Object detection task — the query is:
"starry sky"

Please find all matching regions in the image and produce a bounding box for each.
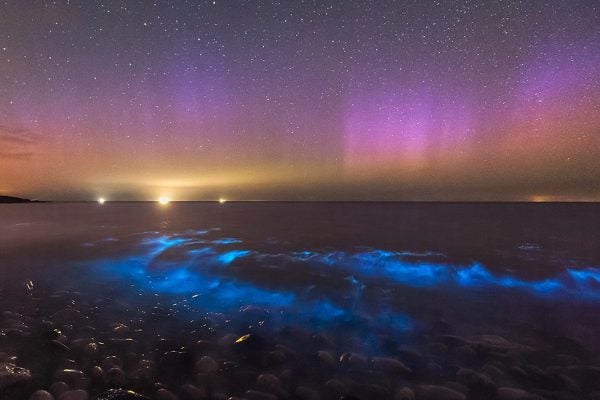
[0,0,599,201]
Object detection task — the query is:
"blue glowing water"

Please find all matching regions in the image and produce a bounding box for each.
[1,202,600,354]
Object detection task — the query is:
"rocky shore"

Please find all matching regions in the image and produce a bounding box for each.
[1,282,599,400]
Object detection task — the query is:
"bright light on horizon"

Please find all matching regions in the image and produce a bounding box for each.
[219,198,226,204]
[158,196,170,205]
[98,197,106,204]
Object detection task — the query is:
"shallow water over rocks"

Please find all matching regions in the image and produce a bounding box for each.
[1,202,599,399]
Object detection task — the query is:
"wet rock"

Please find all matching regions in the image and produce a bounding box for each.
[551,336,588,359]
[233,334,265,354]
[339,353,367,369]
[350,383,391,399]
[324,379,346,398]
[395,387,415,400]
[257,373,280,389]
[57,389,89,400]
[317,350,336,367]
[245,390,277,400]
[180,384,206,400]
[102,356,123,370]
[50,381,70,397]
[105,367,127,387]
[92,389,150,399]
[91,366,105,385]
[52,308,82,323]
[30,390,55,400]
[429,342,448,355]
[156,389,178,400]
[295,386,320,400]
[495,387,531,400]
[267,350,287,365]
[54,369,86,387]
[0,362,31,389]
[195,356,218,373]
[415,385,466,400]
[112,324,131,336]
[371,357,412,376]
[456,368,496,395]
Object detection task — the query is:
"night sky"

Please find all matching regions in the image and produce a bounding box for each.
[1,0,599,201]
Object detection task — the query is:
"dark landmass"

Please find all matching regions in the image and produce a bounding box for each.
[0,195,37,203]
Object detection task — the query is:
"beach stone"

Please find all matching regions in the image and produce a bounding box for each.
[415,385,466,400]
[106,366,127,387]
[92,389,150,399]
[54,369,86,387]
[295,386,320,400]
[429,342,448,355]
[495,387,531,400]
[371,357,412,375]
[112,324,130,336]
[257,373,280,389]
[180,383,206,400]
[456,368,495,394]
[58,390,89,400]
[102,356,123,370]
[324,378,346,398]
[317,350,336,367]
[395,387,415,400]
[0,362,31,389]
[195,356,218,373]
[156,388,178,400]
[245,390,277,400]
[30,390,55,400]
[50,381,70,397]
[339,353,367,368]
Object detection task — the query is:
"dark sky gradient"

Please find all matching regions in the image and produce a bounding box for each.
[1,0,599,201]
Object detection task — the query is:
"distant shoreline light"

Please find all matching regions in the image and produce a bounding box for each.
[98,197,106,204]
[219,198,226,204]
[159,196,170,205]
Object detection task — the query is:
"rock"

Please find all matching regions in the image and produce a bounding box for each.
[245,390,277,400]
[0,362,31,389]
[30,390,55,400]
[339,353,367,369]
[58,390,89,400]
[92,389,150,399]
[324,379,346,398]
[257,373,281,389]
[295,386,320,400]
[371,357,412,375]
[317,350,336,367]
[105,367,127,387]
[415,385,466,400]
[456,368,495,394]
[551,336,588,359]
[50,382,70,397]
[53,369,86,387]
[102,356,123,370]
[495,387,530,400]
[395,387,415,400]
[156,389,178,400]
[180,384,206,400]
[195,356,218,373]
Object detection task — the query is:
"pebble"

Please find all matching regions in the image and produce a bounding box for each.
[195,356,218,373]
[495,387,530,400]
[0,362,32,389]
[92,389,150,399]
[50,381,70,397]
[30,390,55,400]
[57,389,89,400]
[156,388,179,400]
[415,385,466,400]
[394,387,415,400]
